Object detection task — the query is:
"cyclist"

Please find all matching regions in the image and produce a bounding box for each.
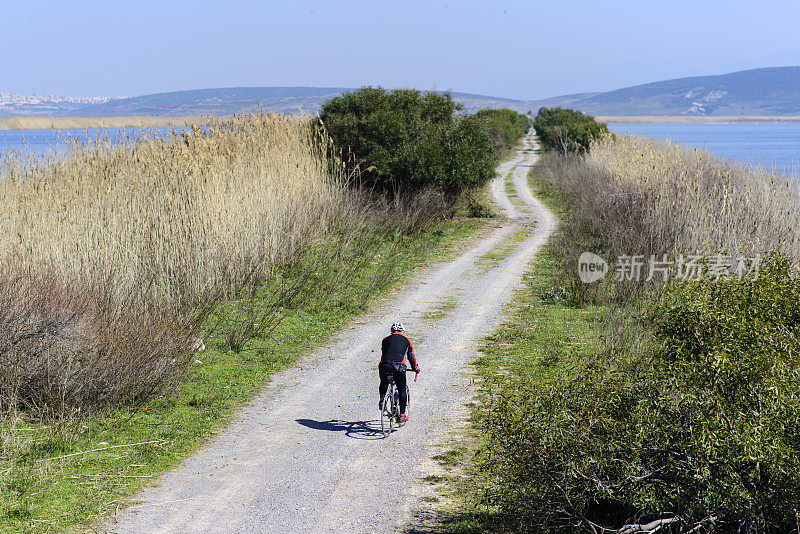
[379,322,420,423]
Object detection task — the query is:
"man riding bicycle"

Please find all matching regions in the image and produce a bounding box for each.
[379,322,420,423]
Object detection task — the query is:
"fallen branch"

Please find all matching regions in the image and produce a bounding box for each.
[617,517,680,534]
[36,439,167,462]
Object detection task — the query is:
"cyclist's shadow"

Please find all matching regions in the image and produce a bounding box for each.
[295,418,386,440]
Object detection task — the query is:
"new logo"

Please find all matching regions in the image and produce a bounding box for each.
[578,252,608,283]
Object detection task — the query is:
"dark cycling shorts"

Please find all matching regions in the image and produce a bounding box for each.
[378,362,407,387]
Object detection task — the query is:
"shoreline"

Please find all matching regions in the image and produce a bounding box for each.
[597,115,800,123]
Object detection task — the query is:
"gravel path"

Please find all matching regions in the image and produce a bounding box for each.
[108,134,556,533]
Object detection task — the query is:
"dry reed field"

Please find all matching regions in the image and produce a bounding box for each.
[538,134,800,278]
[0,112,393,417]
[1,114,336,310]
[588,135,800,261]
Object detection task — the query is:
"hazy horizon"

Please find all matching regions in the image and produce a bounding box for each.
[7,64,800,102]
[3,1,800,101]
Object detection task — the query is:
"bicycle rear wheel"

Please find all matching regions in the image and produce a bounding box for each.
[381,387,393,437]
[389,389,396,433]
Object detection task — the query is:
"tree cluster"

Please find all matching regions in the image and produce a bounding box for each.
[532,106,609,153]
[318,87,496,195]
[474,108,531,154]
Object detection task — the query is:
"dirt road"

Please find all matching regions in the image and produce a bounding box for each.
[109,133,556,533]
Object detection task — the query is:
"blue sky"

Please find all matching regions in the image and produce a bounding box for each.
[2,1,799,100]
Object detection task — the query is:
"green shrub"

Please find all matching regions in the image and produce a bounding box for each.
[474,108,531,154]
[318,87,496,195]
[532,107,609,153]
[483,255,800,532]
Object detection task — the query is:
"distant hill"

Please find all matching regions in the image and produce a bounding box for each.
[3,67,800,118]
[534,67,800,116]
[71,87,353,117]
[0,87,534,118]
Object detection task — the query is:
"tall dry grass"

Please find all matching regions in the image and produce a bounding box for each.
[0,112,424,416]
[586,135,800,262]
[538,135,800,304]
[0,114,338,313]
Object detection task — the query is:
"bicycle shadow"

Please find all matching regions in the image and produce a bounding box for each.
[295,418,389,440]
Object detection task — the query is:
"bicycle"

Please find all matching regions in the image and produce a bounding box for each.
[381,369,417,437]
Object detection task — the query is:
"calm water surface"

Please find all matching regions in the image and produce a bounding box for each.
[608,122,800,176]
[0,127,183,158]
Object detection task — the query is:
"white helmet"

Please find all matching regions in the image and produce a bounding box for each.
[390,322,404,333]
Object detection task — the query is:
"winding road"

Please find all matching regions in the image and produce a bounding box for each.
[109,133,556,533]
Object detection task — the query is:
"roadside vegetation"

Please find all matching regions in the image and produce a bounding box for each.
[446,108,800,533]
[474,108,531,155]
[1,94,500,530]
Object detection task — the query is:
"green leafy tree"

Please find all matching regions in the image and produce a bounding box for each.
[532,107,609,153]
[318,87,496,194]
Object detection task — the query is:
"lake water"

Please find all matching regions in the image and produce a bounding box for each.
[0,126,182,158]
[608,122,800,176]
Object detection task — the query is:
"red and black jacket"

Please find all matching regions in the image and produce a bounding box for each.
[380,332,419,372]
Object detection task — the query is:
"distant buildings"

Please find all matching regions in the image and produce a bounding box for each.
[0,92,120,105]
